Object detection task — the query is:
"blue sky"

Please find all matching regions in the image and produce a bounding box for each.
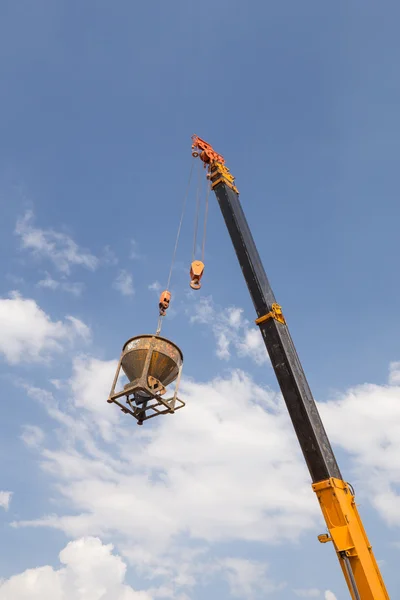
[0,1,399,598]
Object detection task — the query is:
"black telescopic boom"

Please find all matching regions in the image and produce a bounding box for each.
[210,174,341,483]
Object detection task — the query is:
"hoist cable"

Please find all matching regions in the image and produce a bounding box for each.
[201,180,210,263]
[156,315,163,336]
[157,159,195,338]
[192,160,202,262]
[166,158,194,291]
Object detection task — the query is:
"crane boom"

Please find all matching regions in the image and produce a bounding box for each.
[191,135,390,599]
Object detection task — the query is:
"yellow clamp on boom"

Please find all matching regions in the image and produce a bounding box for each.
[209,162,239,194]
[255,303,286,326]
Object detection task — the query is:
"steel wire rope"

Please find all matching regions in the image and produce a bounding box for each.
[166,157,195,290]
[201,179,211,263]
[192,159,202,262]
[156,158,195,337]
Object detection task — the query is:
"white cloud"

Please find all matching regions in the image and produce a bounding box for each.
[130,239,142,260]
[0,491,12,511]
[21,425,45,448]
[148,281,161,293]
[6,274,25,285]
[69,355,119,441]
[37,273,59,290]
[15,348,400,596]
[293,589,321,597]
[324,592,337,600]
[15,210,98,274]
[65,316,91,341]
[319,365,400,525]
[219,558,280,597]
[389,361,400,385]
[62,282,84,296]
[50,379,65,390]
[189,296,268,365]
[17,369,316,544]
[14,365,315,594]
[102,246,119,266]
[0,537,152,600]
[0,292,90,364]
[236,327,267,365]
[37,273,84,297]
[113,270,134,296]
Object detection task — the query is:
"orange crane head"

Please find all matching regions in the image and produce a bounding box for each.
[191,135,225,167]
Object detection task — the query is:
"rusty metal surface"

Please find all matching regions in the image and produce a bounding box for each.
[108,334,185,425]
[121,335,183,387]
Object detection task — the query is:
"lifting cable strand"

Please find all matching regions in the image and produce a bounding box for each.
[166,158,195,291]
[201,180,210,263]
[157,160,194,337]
[192,160,202,262]
[156,315,163,336]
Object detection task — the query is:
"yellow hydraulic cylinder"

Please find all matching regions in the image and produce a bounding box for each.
[313,478,390,599]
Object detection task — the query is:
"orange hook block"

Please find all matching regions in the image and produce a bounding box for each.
[159,290,171,316]
[190,261,204,290]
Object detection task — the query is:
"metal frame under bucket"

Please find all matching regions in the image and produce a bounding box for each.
[107,335,185,425]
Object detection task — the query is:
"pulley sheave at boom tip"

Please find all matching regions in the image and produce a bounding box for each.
[191,134,225,165]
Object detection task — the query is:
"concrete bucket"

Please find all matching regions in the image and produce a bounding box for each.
[107,334,185,425]
[121,335,183,390]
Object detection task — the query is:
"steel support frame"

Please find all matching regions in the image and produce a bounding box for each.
[107,338,185,425]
